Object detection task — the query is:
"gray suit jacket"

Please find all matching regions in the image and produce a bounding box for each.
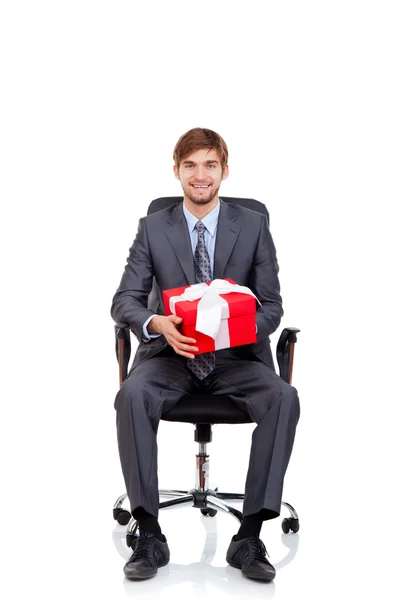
[111,200,283,371]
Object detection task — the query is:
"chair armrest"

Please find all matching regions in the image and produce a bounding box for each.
[115,323,131,386]
[276,327,300,384]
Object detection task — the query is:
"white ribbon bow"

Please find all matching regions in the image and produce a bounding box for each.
[169,279,261,341]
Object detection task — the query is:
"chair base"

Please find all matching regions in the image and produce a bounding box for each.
[113,489,300,548]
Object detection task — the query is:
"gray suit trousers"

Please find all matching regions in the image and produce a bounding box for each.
[114,346,300,520]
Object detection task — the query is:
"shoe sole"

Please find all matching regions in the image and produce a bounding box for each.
[124,572,157,580]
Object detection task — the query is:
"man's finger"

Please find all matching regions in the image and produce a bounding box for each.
[179,352,195,359]
[167,315,183,324]
[172,333,197,344]
[172,340,198,352]
[172,346,195,359]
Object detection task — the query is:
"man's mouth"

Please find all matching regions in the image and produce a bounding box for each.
[191,184,211,190]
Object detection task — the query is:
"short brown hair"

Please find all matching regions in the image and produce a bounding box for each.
[173,128,228,171]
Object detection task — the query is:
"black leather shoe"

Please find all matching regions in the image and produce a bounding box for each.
[123,532,170,580]
[226,535,276,581]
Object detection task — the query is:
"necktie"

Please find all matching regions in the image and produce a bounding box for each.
[187,221,216,379]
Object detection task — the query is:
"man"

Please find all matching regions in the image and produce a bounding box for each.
[112,127,300,582]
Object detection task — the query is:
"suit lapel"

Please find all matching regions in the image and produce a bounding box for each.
[165,203,195,284]
[214,201,241,279]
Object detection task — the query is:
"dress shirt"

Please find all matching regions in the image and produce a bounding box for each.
[142,200,221,340]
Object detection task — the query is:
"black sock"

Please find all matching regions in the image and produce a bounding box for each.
[235,513,263,541]
[132,507,163,542]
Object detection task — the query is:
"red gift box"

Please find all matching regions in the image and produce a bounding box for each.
[163,278,257,354]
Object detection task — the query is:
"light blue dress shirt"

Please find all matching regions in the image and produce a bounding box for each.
[142,200,221,339]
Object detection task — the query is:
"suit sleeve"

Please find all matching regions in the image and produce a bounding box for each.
[250,215,284,341]
[110,218,156,343]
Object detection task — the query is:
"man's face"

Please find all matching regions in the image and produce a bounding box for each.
[174,148,228,207]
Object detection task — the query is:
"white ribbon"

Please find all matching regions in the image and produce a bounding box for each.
[169,279,261,342]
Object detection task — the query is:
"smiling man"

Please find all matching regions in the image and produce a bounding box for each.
[174,147,228,216]
[112,127,300,582]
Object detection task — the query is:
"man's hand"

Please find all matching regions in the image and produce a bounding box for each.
[148,315,198,359]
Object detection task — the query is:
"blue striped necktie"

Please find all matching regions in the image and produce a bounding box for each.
[187,221,216,379]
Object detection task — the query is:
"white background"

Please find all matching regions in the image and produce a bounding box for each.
[1,1,413,598]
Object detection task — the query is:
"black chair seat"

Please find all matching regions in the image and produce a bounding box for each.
[161,393,253,424]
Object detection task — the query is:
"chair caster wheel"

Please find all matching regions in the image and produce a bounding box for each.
[113,508,131,526]
[201,508,217,517]
[126,533,138,549]
[282,517,300,533]
[290,518,300,533]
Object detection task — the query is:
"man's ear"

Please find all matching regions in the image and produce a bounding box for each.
[222,165,229,180]
[173,164,180,179]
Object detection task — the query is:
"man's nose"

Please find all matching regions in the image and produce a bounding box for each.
[194,166,207,180]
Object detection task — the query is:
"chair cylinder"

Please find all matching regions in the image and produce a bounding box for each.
[194,423,212,443]
[195,454,210,491]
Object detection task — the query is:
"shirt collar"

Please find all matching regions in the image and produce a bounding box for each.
[182,199,221,236]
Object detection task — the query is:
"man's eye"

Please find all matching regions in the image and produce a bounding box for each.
[185,164,193,168]
[208,164,216,168]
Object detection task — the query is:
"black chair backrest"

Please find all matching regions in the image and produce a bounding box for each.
[147,196,269,222]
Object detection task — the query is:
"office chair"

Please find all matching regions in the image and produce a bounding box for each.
[112,196,300,549]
